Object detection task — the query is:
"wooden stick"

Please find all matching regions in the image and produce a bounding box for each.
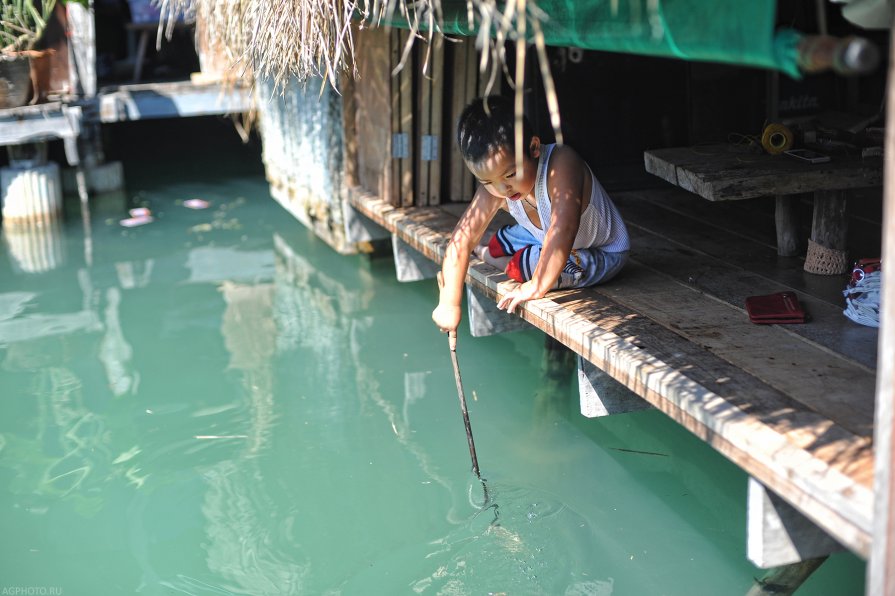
[449,331,482,479]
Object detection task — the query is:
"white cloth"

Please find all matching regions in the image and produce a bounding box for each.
[843,270,881,327]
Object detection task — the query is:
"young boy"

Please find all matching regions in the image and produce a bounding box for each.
[432,95,630,334]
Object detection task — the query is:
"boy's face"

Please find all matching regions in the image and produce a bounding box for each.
[467,137,541,201]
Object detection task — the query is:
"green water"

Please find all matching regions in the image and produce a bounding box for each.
[0,140,866,595]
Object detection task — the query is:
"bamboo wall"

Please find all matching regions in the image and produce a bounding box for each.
[346,28,485,209]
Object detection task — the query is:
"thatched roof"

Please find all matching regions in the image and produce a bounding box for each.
[159,0,562,153]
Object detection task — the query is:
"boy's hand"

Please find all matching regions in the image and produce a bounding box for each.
[433,270,461,333]
[497,280,543,314]
[432,303,462,333]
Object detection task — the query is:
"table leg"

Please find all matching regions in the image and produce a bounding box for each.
[812,190,848,249]
[775,195,800,257]
[133,30,149,83]
[805,189,849,274]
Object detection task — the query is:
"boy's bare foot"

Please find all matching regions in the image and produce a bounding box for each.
[473,244,511,270]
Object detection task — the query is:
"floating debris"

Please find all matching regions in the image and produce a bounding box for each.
[120,207,154,227]
[609,447,669,457]
[119,215,154,227]
[183,198,211,210]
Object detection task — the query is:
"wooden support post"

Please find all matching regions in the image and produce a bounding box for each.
[869,14,895,593]
[747,477,842,568]
[577,356,650,418]
[466,285,528,337]
[774,195,800,257]
[805,189,849,274]
[811,190,848,250]
[745,558,826,596]
[343,196,390,247]
[392,234,439,282]
[67,0,96,97]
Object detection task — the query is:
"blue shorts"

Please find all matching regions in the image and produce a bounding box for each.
[488,224,628,289]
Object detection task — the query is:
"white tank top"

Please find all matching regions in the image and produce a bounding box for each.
[506,144,630,253]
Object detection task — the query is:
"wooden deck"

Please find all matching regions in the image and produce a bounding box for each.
[345,181,877,558]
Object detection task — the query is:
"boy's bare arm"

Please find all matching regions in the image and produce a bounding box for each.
[432,187,504,332]
[498,147,586,313]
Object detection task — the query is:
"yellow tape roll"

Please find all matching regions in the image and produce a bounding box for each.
[761,123,794,155]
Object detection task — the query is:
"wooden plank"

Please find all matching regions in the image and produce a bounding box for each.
[354,26,393,200]
[747,477,842,567]
[398,30,415,208]
[345,187,874,556]
[612,190,848,306]
[0,103,80,146]
[416,41,432,206]
[447,40,470,202]
[66,2,96,97]
[868,29,895,594]
[612,184,781,249]
[616,216,878,370]
[97,81,251,121]
[390,29,402,208]
[427,36,444,206]
[595,263,875,435]
[644,144,883,201]
[459,39,479,201]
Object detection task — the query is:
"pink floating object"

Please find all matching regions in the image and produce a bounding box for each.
[119,215,154,228]
[183,199,210,210]
[129,207,151,218]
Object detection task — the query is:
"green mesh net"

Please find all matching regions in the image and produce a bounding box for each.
[382,0,800,78]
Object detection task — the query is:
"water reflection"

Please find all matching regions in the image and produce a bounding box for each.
[3,218,66,274]
[0,178,864,594]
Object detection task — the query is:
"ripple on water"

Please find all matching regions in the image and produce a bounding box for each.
[343,479,614,595]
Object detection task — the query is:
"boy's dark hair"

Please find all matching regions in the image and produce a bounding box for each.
[456,96,534,164]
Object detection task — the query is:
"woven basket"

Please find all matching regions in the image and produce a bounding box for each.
[804,238,849,275]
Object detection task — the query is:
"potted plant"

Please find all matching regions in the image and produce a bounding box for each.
[0,0,59,107]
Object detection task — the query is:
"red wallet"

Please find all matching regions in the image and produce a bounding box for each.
[745,292,806,324]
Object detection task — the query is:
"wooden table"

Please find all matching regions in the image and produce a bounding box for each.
[644,144,883,265]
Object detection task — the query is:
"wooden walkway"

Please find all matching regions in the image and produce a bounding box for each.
[345,181,877,560]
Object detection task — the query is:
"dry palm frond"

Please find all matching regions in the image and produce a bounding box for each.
[159,0,564,160]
